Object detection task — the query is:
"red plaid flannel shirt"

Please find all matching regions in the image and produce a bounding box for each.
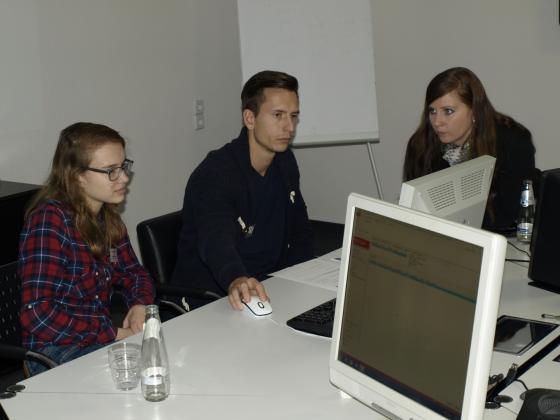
[19,200,154,351]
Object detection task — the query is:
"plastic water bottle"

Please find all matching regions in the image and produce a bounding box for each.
[140,305,170,401]
[516,179,535,243]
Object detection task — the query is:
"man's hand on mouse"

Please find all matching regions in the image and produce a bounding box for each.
[228,276,268,310]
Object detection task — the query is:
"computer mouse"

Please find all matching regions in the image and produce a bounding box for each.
[242,296,272,316]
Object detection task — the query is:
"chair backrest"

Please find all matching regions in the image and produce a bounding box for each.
[136,211,182,285]
[0,262,23,375]
[309,219,345,257]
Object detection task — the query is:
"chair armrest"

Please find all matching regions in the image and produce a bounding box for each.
[158,299,188,315]
[26,351,58,369]
[155,284,223,301]
[0,344,57,369]
[0,343,27,361]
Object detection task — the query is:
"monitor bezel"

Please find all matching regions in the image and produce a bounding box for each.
[329,193,506,419]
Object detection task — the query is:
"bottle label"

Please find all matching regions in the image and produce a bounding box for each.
[520,188,535,207]
[517,222,533,235]
[144,318,160,340]
[142,367,167,385]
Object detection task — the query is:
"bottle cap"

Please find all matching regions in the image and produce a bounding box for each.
[145,304,159,315]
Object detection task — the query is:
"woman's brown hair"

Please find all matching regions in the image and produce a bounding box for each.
[27,122,126,259]
[403,67,520,181]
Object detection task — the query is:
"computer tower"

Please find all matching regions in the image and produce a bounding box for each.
[528,168,560,293]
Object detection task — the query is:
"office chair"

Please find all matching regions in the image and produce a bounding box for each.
[0,262,57,391]
[136,211,222,314]
[309,219,345,257]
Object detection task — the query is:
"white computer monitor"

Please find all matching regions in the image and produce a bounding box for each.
[329,193,506,419]
[399,155,496,228]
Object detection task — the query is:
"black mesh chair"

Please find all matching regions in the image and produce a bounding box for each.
[309,219,345,257]
[136,211,221,314]
[0,262,57,391]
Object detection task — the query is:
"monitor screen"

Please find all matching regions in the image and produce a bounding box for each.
[399,155,496,229]
[330,193,506,419]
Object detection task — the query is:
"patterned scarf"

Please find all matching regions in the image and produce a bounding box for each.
[442,142,471,166]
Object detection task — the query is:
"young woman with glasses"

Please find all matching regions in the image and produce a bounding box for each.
[19,122,154,375]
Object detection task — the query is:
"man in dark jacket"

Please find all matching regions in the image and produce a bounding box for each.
[171,70,314,310]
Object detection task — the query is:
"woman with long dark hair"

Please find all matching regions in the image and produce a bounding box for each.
[19,122,154,375]
[403,67,536,230]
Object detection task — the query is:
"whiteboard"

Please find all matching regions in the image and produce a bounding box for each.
[237,0,379,145]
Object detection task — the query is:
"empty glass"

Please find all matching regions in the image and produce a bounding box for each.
[108,342,141,390]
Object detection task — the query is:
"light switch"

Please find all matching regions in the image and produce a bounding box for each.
[194,99,204,115]
[194,114,205,130]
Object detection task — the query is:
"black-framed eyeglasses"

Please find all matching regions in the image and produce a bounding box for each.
[84,158,133,182]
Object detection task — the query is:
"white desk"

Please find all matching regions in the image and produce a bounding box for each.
[497,344,560,414]
[488,261,560,376]
[2,243,559,419]
[485,244,560,419]
[1,278,378,420]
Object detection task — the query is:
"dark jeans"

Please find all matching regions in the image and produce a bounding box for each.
[25,342,108,376]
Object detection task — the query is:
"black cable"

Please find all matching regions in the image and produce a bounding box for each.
[503,363,519,388]
[515,378,529,392]
[488,334,560,399]
[507,241,531,258]
[506,258,531,263]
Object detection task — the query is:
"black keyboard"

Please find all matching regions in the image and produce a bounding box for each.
[286,298,336,338]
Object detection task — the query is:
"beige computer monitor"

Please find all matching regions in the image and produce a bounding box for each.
[399,155,496,228]
[330,193,506,419]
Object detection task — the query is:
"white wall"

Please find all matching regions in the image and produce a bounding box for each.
[4,1,560,242]
[296,0,560,223]
[0,0,242,251]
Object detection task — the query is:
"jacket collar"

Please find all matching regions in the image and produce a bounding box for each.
[230,127,254,182]
[230,126,295,191]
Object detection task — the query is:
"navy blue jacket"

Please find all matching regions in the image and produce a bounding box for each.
[171,128,314,296]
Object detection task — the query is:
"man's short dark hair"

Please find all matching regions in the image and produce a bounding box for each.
[241,70,299,115]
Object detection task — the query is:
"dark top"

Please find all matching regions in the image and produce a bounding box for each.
[414,121,535,230]
[238,163,287,277]
[171,127,314,297]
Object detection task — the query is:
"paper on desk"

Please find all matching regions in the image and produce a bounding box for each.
[271,258,340,291]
